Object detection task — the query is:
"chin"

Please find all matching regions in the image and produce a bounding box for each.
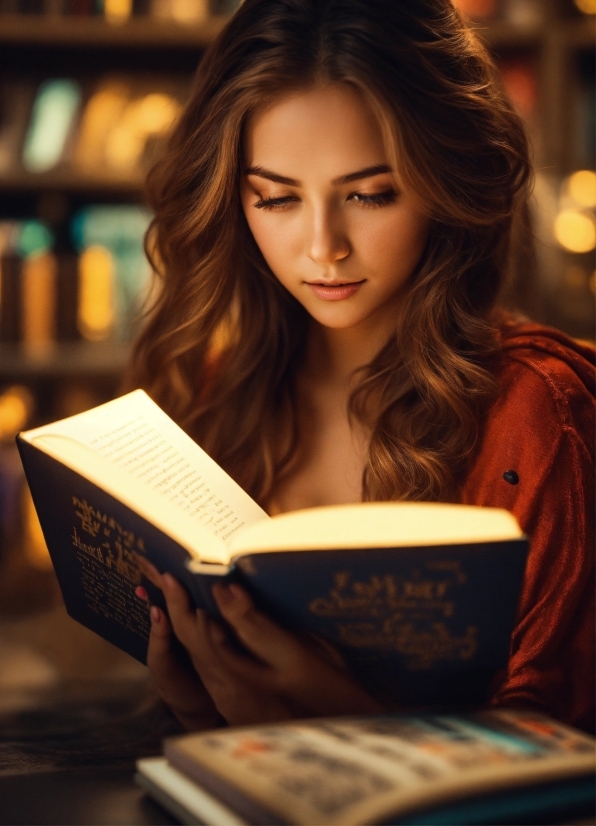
[311,313,372,331]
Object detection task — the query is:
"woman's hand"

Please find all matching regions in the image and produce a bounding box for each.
[137,560,383,729]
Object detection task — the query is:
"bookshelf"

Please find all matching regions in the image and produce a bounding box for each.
[0,13,226,47]
[0,0,593,391]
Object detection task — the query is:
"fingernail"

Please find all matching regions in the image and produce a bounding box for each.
[163,573,177,590]
[135,586,148,600]
[229,583,244,600]
[150,606,161,624]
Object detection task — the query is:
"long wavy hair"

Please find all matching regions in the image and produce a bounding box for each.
[127,0,532,507]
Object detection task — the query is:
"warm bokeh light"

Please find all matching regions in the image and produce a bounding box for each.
[0,385,34,441]
[554,210,596,253]
[566,170,596,209]
[104,0,133,24]
[78,245,116,341]
[573,0,596,14]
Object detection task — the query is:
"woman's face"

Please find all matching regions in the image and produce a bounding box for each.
[240,84,430,335]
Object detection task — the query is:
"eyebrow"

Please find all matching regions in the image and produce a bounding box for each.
[244,163,392,186]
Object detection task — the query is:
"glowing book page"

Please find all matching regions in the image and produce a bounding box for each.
[22,390,268,562]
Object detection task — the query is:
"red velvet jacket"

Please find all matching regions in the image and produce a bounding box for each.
[461,322,595,732]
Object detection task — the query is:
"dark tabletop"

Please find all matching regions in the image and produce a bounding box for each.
[0,680,181,826]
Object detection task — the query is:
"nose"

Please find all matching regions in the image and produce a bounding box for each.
[307,206,350,265]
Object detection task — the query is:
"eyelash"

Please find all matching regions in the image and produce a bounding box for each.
[253,189,397,211]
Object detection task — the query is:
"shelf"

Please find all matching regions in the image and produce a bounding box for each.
[0,10,591,52]
[0,342,131,379]
[472,19,545,49]
[471,17,595,51]
[0,13,227,48]
[0,169,144,197]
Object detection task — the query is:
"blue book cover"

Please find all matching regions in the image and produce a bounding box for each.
[17,391,529,707]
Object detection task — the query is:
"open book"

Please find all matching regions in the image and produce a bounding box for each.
[136,709,596,826]
[18,390,528,705]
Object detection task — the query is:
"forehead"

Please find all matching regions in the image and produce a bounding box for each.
[243,84,390,176]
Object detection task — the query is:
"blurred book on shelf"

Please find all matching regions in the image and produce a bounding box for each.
[74,78,183,177]
[0,81,35,176]
[495,54,542,161]
[451,0,545,25]
[0,74,185,183]
[22,80,82,174]
[0,207,152,349]
[452,0,596,23]
[71,204,153,341]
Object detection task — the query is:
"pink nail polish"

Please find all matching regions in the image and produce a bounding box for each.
[135,586,148,600]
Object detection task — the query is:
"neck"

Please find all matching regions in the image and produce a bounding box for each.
[304,319,392,386]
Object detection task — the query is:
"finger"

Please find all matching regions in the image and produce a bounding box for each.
[213,585,383,716]
[161,573,203,652]
[188,609,244,688]
[137,557,165,590]
[146,606,218,729]
[212,583,309,670]
[205,616,270,685]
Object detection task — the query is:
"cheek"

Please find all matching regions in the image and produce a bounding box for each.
[245,212,302,277]
[358,211,429,274]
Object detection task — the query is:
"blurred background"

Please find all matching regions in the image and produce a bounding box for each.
[0,0,593,709]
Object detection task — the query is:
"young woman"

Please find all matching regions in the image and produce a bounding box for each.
[129,0,595,733]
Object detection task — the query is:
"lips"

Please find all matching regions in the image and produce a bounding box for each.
[305,280,365,301]
[307,280,364,287]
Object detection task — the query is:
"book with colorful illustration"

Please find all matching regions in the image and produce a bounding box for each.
[136,708,596,825]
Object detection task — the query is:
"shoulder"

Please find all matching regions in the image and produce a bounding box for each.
[495,320,595,432]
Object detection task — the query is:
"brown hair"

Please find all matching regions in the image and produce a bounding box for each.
[128,0,532,506]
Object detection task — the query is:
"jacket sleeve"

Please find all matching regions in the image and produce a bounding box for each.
[462,348,595,732]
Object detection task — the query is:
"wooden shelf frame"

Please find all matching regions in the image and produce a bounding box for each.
[0,169,144,196]
[0,13,227,48]
[0,11,591,51]
[0,342,132,379]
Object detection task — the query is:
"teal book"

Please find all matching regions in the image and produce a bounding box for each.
[136,709,596,826]
[17,390,528,706]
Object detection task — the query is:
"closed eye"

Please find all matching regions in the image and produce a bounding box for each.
[349,189,397,207]
[254,196,298,211]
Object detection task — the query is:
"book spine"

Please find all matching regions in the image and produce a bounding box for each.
[0,254,22,343]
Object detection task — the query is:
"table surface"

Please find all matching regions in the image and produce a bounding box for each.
[1,681,595,826]
[0,679,181,826]
[0,766,176,826]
